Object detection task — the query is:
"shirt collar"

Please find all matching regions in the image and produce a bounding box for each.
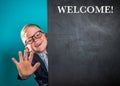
[36,50,47,57]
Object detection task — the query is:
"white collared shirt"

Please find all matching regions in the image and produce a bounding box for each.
[37,51,48,71]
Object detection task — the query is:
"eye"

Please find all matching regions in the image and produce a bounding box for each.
[35,32,41,38]
[27,38,33,44]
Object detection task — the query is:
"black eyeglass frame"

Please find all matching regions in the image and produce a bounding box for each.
[25,30,43,46]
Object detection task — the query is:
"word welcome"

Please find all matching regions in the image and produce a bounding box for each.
[57,6,113,14]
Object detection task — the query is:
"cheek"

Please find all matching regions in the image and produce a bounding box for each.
[31,44,35,49]
[41,35,47,45]
[43,38,47,47]
[39,39,47,50]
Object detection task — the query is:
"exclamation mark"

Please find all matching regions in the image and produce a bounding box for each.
[111,6,113,13]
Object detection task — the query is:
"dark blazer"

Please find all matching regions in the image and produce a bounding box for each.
[17,53,48,86]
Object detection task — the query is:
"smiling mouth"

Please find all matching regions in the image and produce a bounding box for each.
[35,42,42,47]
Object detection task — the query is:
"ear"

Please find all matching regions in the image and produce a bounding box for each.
[45,33,48,39]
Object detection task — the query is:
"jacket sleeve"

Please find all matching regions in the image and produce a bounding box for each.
[17,75,28,80]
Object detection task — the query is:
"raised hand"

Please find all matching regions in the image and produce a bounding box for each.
[12,49,40,79]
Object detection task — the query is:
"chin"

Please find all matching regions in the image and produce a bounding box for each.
[35,47,46,53]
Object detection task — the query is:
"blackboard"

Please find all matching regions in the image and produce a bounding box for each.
[49,0,120,86]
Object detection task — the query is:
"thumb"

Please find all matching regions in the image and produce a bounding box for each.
[33,62,40,72]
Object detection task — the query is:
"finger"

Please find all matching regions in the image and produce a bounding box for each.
[29,51,34,62]
[18,51,23,62]
[24,49,28,61]
[25,47,29,52]
[12,57,19,66]
[32,62,40,72]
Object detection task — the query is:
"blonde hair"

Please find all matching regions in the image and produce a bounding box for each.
[21,24,42,45]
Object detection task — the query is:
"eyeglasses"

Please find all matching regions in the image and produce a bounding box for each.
[25,30,43,45]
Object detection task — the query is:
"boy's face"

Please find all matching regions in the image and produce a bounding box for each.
[25,26,47,52]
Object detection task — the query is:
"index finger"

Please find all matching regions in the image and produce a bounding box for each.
[18,51,23,62]
[23,49,28,61]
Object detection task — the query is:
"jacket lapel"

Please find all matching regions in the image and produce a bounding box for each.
[32,53,48,74]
